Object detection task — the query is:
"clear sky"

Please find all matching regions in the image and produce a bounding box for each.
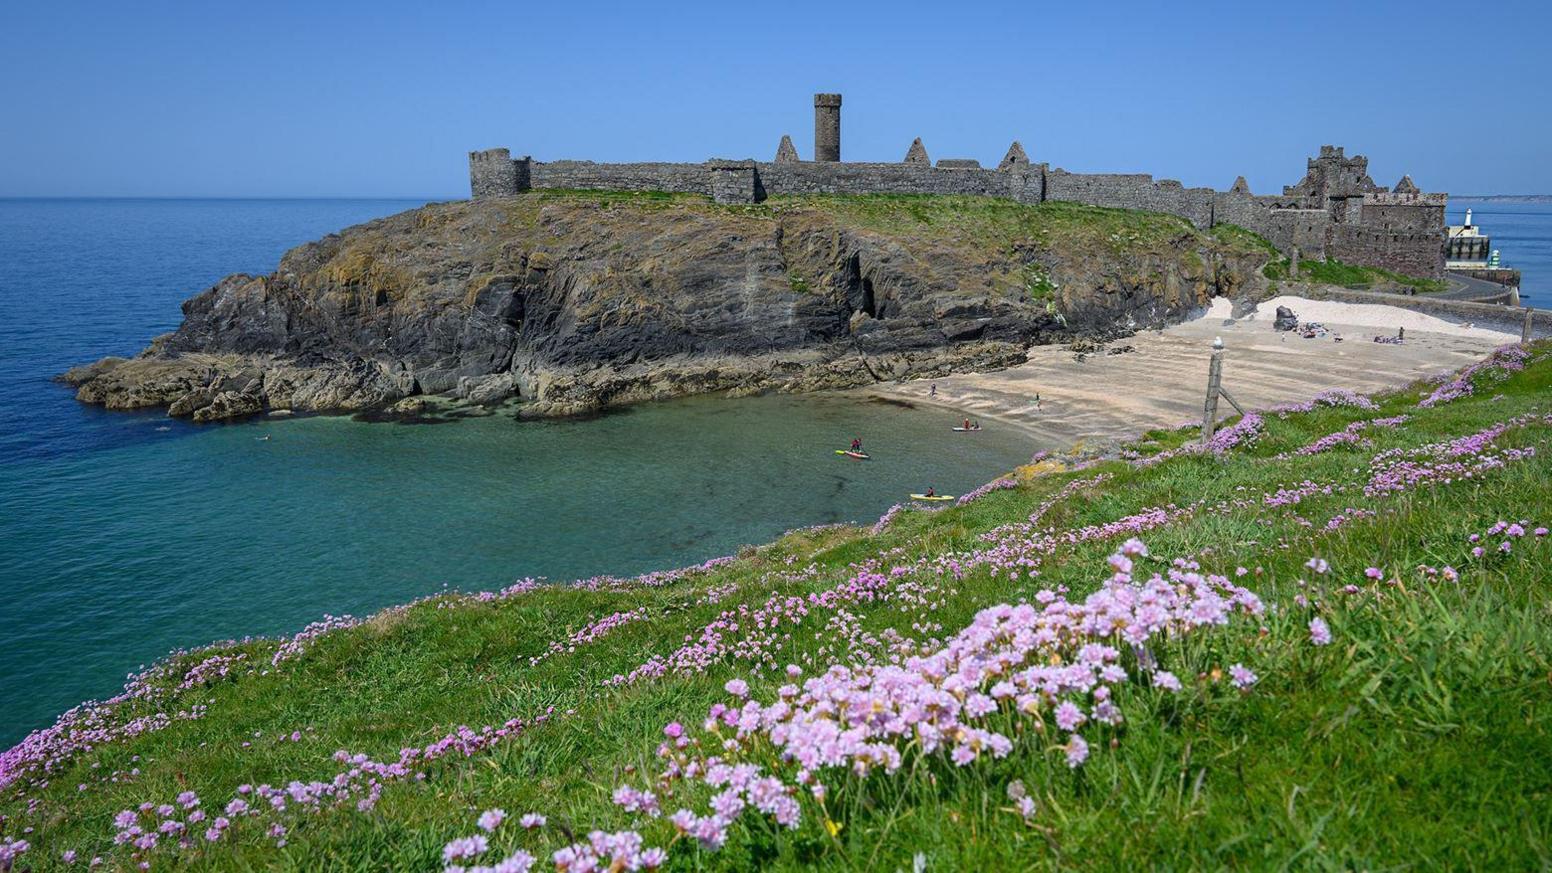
[1,0,1547,198]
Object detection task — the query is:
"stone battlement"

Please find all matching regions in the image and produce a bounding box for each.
[469,94,1449,277]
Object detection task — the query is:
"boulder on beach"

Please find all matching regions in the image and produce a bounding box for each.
[1273,306,1299,331]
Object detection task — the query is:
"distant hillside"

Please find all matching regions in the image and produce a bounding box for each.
[1453,194,1552,202]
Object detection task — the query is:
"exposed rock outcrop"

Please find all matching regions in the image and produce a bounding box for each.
[62,194,1270,421]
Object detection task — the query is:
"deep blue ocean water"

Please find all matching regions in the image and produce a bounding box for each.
[0,199,1043,746]
[1446,199,1551,302]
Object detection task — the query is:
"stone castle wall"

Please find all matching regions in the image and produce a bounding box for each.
[528,160,709,195]
[468,102,1448,278]
[1329,225,1445,277]
[1044,171,1215,229]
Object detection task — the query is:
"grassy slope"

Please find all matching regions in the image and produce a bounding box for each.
[318,192,1260,317]
[5,344,1552,871]
[1211,222,1449,294]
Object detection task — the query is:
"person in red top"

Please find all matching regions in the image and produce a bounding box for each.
[851,437,862,452]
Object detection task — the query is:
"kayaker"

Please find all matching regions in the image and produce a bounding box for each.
[925,486,936,497]
[963,418,971,430]
[851,437,862,452]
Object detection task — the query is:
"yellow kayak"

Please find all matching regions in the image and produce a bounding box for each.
[910,494,954,501]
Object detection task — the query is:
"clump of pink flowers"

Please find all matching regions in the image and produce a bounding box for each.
[1418,344,1529,408]
[956,477,1018,506]
[1268,388,1379,417]
[1205,413,1264,454]
[599,541,1265,867]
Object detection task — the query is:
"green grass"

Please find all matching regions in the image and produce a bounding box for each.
[5,345,1552,870]
[1296,257,1449,294]
[1210,224,1447,294]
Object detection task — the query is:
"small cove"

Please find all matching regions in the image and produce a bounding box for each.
[0,198,1039,745]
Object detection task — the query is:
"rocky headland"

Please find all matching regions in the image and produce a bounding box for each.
[62,193,1270,421]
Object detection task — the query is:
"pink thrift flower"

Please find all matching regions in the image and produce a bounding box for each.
[477,808,506,832]
[1309,617,1332,646]
[493,850,536,872]
[1053,701,1086,732]
[442,835,489,863]
[1065,735,1089,768]
[1229,664,1258,689]
[724,679,749,697]
[520,813,546,830]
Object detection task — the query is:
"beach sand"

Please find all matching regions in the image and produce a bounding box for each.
[857,296,1519,450]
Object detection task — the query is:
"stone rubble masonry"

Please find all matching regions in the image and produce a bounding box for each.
[469,100,1450,278]
[707,160,758,205]
[468,148,520,198]
[813,93,842,162]
[775,135,800,164]
[998,142,1030,172]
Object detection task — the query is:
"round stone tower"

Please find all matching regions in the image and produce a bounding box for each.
[813,93,842,163]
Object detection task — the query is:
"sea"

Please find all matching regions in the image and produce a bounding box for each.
[0,198,1047,746]
[1446,199,1551,303]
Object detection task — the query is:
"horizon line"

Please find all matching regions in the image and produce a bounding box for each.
[0,194,462,202]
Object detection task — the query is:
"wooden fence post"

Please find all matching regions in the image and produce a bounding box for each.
[1202,337,1224,447]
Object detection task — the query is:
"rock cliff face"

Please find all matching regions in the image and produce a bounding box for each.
[63,193,1268,420]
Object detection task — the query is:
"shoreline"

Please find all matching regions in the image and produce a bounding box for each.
[853,295,1519,452]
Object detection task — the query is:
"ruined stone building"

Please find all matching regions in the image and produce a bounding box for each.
[470,95,1447,277]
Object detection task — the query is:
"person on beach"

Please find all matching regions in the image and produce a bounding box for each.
[929,383,937,397]
[1034,393,1041,410]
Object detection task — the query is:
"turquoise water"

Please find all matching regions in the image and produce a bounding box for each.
[0,200,1037,746]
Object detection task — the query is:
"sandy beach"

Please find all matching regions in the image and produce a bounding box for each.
[859,295,1521,450]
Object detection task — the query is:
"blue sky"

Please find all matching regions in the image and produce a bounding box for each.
[1,0,1547,197]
